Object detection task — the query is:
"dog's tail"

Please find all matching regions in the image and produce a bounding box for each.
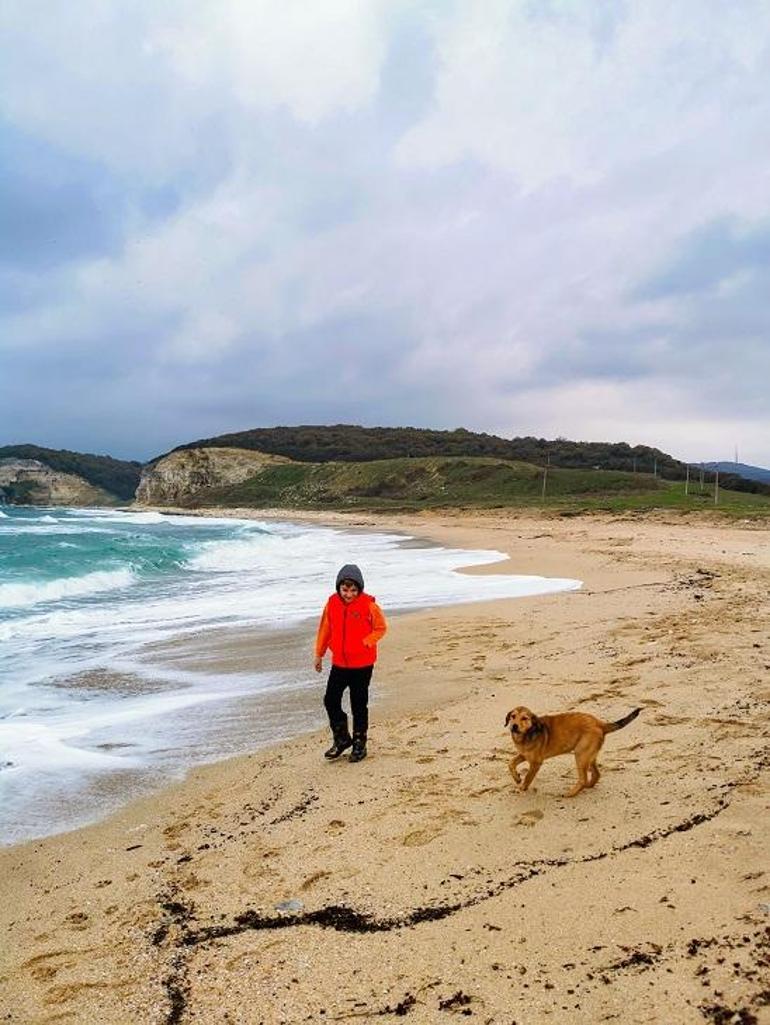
[603,708,642,734]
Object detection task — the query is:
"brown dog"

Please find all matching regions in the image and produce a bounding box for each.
[504,706,641,797]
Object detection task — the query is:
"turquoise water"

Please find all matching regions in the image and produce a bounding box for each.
[0,506,230,615]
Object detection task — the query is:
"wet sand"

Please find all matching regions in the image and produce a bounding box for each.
[1,510,768,1025]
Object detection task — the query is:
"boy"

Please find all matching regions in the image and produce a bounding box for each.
[314,564,387,762]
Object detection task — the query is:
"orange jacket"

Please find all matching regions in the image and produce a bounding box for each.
[315,592,387,669]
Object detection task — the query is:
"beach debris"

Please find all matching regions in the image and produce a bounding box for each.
[438,990,472,1012]
[274,898,304,914]
[389,993,417,1016]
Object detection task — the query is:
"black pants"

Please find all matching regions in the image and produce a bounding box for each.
[324,665,373,735]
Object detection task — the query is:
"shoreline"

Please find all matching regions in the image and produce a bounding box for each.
[2,509,768,1025]
[0,507,581,847]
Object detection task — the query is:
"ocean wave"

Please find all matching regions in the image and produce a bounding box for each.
[0,523,113,535]
[0,686,239,773]
[188,536,275,572]
[0,721,135,771]
[187,526,341,573]
[0,568,136,609]
[100,511,170,525]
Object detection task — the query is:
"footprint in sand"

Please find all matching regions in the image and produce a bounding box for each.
[22,950,78,982]
[300,870,332,891]
[163,820,190,839]
[469,784,505,797]
[402,825,443,847]
[516,809,544,827]
[655,713,690,725]
[401,809,479,846]
[44,980,121,1005]
[64,912,89,930]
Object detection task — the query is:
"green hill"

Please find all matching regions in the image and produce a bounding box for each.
[180,455,770,517]
[0,445,142,501]
[166,424,769,498]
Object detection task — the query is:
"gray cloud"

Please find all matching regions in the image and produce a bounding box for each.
[634,219,770,300]
[0,127,127,270]
[1,1,769,467]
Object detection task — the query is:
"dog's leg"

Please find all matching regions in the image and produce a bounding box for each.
[567,767,588,797]
[509,754,526,785]
[587,734,605,789]
[518,760,542,792]
[565,750,594,795]
[569,735,603,796]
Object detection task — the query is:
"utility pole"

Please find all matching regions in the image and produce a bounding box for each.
[700,464,705,494]
[541,451,550,501]
[714,469,719,506]
[685,464,690,496]
[653,458,657,478]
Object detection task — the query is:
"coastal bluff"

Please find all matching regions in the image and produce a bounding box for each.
[135,446,290,506]
[0,457,118,506]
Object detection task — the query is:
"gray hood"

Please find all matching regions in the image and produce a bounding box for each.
[335,563,364,592]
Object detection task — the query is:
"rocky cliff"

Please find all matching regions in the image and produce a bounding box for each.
[0,458,119,506]
[135,447,291,506]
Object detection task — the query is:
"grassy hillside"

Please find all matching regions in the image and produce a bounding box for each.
[182,456,770,518]
[0,445,142,501]
[166,424,769,498]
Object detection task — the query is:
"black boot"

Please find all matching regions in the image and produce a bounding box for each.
[324,718,352,759]
[348,732,367,763]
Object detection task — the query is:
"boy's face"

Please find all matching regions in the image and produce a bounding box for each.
[339,580,360,604]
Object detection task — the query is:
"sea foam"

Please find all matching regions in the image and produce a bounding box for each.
[0,568,136,609]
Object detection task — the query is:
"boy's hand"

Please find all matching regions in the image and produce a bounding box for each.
[314,657,323,673]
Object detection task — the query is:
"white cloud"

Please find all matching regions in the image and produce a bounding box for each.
[148,0,390,124]
[490,377,769,468]
[1,0,770,465]
[396,1,770,191]
[0,0,396,178]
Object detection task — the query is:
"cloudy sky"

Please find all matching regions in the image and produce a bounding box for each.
[2,1,769,465]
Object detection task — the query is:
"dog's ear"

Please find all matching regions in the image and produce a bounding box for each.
[527,711,543,736]
[504,709,514,727]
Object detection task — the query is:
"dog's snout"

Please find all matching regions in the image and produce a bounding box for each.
[510,723,519,733]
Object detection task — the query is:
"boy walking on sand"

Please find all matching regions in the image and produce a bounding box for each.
[314,564,387,763]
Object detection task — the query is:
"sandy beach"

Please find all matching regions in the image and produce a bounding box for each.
[2,509,768,1025]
